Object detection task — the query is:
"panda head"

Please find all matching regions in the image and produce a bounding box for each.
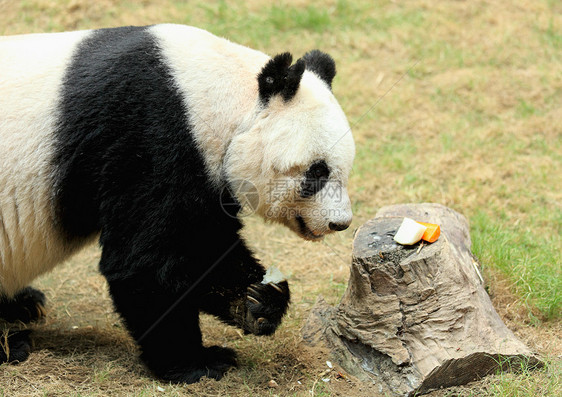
[224,50,355,241]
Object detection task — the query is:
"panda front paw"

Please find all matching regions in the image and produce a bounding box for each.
[231,281,290,336]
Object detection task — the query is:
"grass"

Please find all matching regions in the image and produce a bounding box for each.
[0,0,561,396]
[268,5,331,32]
[437,356,561,397]
[471,211,561,322]
[486,356,561,397]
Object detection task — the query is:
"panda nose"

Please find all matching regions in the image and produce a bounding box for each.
[329,222,350,232]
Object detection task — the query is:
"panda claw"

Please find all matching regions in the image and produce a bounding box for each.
[269,283,284,293]
[36,303,46,319]
[247,285,259,296]
[247,295,260,305]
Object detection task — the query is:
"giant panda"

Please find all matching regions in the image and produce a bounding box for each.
[0,24,355,383]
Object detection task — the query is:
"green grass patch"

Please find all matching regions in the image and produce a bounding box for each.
[353,136,418,180]
[538,17,562,53]
[515,99,539,118]
[486,356,561,397]
[268,5,331,33]
[471,211,561,321]
[439,356,561,397]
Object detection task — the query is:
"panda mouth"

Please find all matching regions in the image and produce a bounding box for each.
[295,215,324,241]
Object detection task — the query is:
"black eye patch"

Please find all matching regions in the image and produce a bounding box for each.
[300,160,330,198]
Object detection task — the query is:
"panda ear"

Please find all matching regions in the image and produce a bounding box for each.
[258,52,305,105]
[301,50,336,89]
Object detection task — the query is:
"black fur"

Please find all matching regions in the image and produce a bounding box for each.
[0,288,46,365]
[47,26,290,383]
[0,330,32,364]
[0,287,46,323]
[257,52,305,104]
[301,160,330,198]
[302,50,336,89]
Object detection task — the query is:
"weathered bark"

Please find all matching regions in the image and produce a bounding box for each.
[302,203,542,396]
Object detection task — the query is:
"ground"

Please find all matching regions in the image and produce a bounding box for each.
[0,0,560,396]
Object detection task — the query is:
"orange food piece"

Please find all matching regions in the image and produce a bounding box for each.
[417,222,440,243]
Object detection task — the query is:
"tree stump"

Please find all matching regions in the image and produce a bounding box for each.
[302,203,542,396]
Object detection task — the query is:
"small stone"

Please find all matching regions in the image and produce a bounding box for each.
[267,379,279,388]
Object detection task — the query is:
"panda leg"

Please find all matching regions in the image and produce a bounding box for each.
[0,287,47,324]
[198,243,291,336]
[106,276,237,384]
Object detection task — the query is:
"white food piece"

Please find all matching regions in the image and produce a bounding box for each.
[262,266,287,284]
[393,217,427,245]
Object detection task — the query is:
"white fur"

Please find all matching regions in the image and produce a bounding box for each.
[151,24,270,187]
[0,30,92,296]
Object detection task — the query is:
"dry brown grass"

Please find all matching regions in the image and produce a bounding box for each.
[1,0,560,396]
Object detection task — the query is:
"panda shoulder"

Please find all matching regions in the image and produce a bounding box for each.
[149,24,221,48]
